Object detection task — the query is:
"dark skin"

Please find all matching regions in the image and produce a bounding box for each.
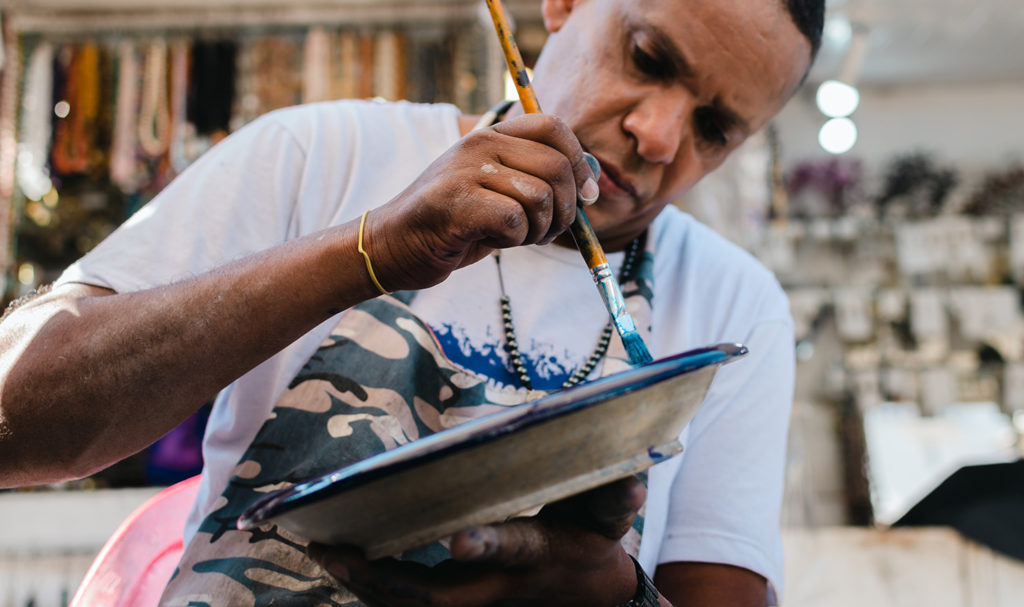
[0,0,807,603]
[308,477,769,606]
[310,477,648,607]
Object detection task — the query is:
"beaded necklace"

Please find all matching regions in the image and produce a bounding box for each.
[17,41,55,201]
[168,39,191,174]
[138,39,171,158]
[52,43,100,176]
[494,234,642,390]
[302,26,331,104]
[335,30,359,100]
[358,33,375,99]
[110,40,139,193]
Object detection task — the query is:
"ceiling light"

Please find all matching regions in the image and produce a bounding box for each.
[816,80,860,118]
[819,117,858,155]
[823,16,853,49]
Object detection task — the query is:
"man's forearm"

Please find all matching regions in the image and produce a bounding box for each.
[655,562,767,607]
[0,221,380,487]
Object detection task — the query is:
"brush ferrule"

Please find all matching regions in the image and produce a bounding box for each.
[590,263,638,333]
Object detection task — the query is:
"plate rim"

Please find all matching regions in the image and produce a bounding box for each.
[238,342,747,530]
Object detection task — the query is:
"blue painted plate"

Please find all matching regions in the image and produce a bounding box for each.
[238,343,747,558]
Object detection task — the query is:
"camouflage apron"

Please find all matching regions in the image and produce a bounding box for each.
[160,243,655,606]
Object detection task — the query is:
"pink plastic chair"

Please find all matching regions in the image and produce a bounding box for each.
[69,475,201,607]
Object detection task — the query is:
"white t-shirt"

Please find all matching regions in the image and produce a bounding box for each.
[58,100,794,602]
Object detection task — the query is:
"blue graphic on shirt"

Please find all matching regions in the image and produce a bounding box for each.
[432,322,575,391]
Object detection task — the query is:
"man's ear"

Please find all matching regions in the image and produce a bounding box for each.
[541,0,586,33]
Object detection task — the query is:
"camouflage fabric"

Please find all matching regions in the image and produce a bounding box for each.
[160,244,655,606]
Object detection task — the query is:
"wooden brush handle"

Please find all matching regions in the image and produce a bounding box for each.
[569,208,609,269]
[485,0,606,271]
[486,0,542,114]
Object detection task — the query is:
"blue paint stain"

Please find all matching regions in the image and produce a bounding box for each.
[431,323,576,391]
[647,446,668,462]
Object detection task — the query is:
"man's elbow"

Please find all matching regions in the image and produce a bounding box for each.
[0,382,116,488]
[0,410,100,488]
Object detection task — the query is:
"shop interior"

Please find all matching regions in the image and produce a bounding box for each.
[1,0,1023,605]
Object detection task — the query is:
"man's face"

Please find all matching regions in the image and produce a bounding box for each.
[531,0,812,250]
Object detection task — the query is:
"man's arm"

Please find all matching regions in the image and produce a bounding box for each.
[0,224,389,487]
[0,113,597,488]
[655,562,767,606]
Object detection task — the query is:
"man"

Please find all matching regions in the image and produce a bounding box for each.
[0,0,822,604]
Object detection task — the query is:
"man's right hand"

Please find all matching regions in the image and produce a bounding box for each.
[362,113,599,292]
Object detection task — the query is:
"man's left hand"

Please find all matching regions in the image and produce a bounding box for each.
[308,476,647,606]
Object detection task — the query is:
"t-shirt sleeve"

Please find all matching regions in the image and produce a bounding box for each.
[56,116,308,293]
[657,311,795,604]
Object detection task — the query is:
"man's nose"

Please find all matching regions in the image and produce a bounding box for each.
[622,91,690,165]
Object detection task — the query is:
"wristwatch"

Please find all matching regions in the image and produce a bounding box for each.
[615,555,661,607]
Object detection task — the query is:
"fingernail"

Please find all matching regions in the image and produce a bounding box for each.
[583,152,601,180]
[580,178,600,205]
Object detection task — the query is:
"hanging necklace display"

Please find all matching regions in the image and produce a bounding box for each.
[495,235,643,390]
[168,39,192,173]
[110,39,140,192]
[334,30,358,100]
[232,35,259,129]
[52,42,100,176]
[0,36,22,264]
[302,26,331,104]
[373,28,400,101]
[16,41,55,201]
[188,39,238,138]
[138,39,171,158]
[357,31,374,99]
[250,35,300,115]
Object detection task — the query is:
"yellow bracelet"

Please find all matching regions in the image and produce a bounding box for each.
[357,210,393,295]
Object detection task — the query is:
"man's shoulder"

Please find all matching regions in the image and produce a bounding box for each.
[259,99,461,142]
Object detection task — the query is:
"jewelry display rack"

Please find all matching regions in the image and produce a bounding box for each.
[0,0,546,294]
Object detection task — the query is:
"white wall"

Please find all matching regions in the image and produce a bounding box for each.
[774,81,1024,174]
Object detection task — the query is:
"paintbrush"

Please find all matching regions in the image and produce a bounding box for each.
[484,0,653,367]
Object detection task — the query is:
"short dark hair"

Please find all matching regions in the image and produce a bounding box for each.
[783,0,826,58]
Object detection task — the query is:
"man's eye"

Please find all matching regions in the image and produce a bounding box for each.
[695,108,728,146]
[631,43,668,79]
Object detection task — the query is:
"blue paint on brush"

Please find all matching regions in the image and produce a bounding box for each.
[623,331,654,366]
[591,262,652,367]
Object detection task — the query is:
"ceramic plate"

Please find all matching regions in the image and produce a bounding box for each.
[238,343,747,558]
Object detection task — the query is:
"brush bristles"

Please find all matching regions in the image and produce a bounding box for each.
[622,331,653,366]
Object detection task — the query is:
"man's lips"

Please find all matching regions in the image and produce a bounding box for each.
[595,158,640,201]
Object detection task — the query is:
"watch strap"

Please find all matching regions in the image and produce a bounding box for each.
[616,555,660,607]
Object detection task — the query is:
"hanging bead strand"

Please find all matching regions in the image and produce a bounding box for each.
[302,26,330,104]
[168,39,191,174]
[16,41,55,201]
[110,39,139,192]
[138,38,171,158]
